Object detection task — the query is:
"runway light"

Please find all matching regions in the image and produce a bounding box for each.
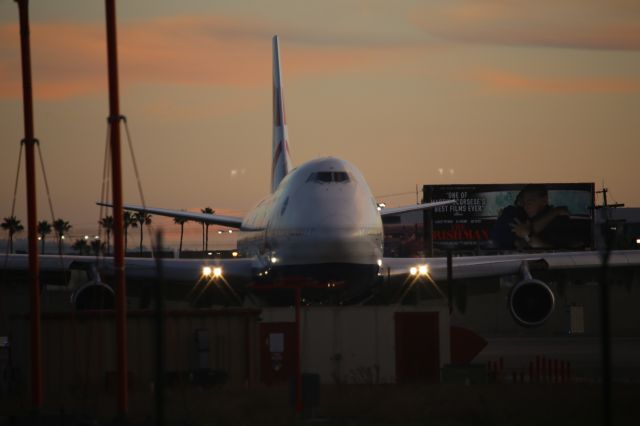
[410,267,418,276]
[202,266,213,277]
[212,267,223,278]
[418,264,429,276]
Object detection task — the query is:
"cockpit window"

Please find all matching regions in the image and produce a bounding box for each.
[306,171,350,183]
[317,172,333,183]
[333,172,349,182]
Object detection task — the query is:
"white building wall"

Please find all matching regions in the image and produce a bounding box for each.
[261,304,450,384]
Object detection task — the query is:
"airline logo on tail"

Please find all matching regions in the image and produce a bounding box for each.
[271,35,292,193]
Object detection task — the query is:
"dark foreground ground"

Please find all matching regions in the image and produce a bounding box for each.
[2,383,639,425]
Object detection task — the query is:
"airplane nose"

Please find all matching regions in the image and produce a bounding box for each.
[318,213,358,229]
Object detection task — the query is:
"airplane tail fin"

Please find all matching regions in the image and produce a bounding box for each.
[271,35,292,193]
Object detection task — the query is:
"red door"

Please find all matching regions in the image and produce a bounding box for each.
[395,312,440,383]
[260,322,297,385]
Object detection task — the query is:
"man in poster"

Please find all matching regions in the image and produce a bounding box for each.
[491,184,578,249]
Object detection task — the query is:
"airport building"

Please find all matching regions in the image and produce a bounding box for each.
[1,183,639,402]
[380,183,640,381]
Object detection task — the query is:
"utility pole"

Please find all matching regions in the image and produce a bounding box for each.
[594,186,621,426]
[595,187,625,222]
[15,0,42,411]
[104,0,128,418]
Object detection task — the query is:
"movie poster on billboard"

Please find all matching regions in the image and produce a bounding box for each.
[423,183,594,254]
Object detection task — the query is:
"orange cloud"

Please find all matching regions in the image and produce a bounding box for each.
[0,16,396,101]
[410,0,640,51]
[474,69,640,93]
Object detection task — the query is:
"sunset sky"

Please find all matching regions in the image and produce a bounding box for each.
[1,0,639,250]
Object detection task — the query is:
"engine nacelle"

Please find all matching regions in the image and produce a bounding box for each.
[71,281,115,310]
[509,278,555,327]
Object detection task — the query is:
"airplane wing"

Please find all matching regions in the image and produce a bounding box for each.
[379,200,455,217]
[2,254,255,308]
[383,250,640,281]
[381,250,640,326]
[96,202,244,229]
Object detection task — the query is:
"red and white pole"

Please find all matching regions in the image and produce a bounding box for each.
[15,0,42,410]
[105,0,128,417]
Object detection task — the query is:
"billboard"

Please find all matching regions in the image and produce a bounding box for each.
[382,210,425,257]
[422,183,595,254]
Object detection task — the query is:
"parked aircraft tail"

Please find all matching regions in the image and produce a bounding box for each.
[271,35,292,193]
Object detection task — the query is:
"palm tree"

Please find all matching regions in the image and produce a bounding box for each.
[53,218,72,255]
[133,211,152,255]
[72,238,89,255]
[174,216,188,258]
[123,211,137,254]
[201,207,214,253]
[37,220,52,254]
[90,239,105,256]
[99,215,114,255]
[2,216,24,253]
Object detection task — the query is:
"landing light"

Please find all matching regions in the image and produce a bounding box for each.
[410,264,429,276]
[418,264,429,275]
[377,259,382,267]
[203,266,223,278]
[232,251,238,257]
[271,257,278,264]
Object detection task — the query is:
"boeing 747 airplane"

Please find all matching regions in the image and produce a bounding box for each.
[4,36,640,327]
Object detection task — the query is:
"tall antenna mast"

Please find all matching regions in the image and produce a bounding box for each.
[104,0,128,418]
[15,0,42,410]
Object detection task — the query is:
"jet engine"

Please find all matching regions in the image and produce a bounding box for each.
[508,262,555,327]
[71,281,115,310]
[67,261,114,310]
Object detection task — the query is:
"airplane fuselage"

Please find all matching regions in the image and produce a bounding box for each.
[237,157,384,301]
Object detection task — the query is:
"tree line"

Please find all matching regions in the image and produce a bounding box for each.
[2,206,220,257]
